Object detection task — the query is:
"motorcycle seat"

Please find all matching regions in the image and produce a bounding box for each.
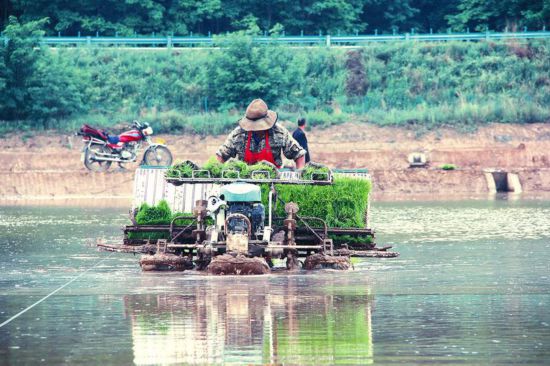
[107,135,120,144]
[80,124,109,140]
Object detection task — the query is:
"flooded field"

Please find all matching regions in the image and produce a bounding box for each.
[0,198,549,365]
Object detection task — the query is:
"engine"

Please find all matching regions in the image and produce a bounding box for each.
[120,142,137,160]
[227,202,265,235]
[220,183,265,236]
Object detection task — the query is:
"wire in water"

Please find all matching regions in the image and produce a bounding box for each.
[0,253,113,329]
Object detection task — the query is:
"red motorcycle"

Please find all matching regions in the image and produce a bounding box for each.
[77,121,173,171]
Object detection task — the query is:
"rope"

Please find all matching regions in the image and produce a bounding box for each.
[0,253,113,329]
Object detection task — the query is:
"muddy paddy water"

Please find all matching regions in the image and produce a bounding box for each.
[0,199,549,365]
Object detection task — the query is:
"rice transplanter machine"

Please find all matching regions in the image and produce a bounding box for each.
[99,167,398,274]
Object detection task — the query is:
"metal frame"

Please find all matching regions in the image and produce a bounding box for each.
[3,30,548,48]
[166,168,333,185]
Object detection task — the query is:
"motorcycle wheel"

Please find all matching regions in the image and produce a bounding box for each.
[142,146,173,167]
[84,144,112,172]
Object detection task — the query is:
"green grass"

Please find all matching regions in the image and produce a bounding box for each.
[440,163,457,170]
[2,39,549,136]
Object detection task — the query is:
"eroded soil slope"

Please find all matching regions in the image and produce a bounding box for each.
[1,123,549,200]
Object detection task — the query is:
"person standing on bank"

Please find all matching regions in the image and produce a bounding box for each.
[216,99,306,169]
[292,118,310,163]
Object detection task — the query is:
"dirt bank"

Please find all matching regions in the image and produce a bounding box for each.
[1,123,549,201]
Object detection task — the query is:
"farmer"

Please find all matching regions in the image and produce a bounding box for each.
[216,99,306,169]
[292,118,310,163]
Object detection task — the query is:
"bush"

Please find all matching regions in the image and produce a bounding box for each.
[440,163,457,170]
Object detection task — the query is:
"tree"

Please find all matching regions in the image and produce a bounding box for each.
[207,32,305,109]
[409,0,459,32]
[27,51,87,127]
[208,34,280,109]
[165,0,224,34]
[302,0,367,34]
[360,0,418,33]
[7,0,166,35]
[447,0,550,31]
[0,16,47,121]
[522,0,550,28]
[0,16,86,126]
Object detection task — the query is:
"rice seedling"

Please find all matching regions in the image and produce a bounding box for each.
[165,160,199,178]
[264,177,371,228]
[247,161,279,179]
[301,163,332,181]
[221,158,250,178]
[202,156,224,178]
[135,200,173,225]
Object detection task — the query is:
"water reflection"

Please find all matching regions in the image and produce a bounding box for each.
[2,201,549,365]
[124,277,373,365]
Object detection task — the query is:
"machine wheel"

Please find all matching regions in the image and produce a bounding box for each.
[83,145,112,172]
[207,254,270,275]
[286,252,301,271]
[143,146,173,167]
[139,253,193,271]
[303,253,351,270]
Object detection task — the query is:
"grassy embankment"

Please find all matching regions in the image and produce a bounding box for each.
[1,36,549,135]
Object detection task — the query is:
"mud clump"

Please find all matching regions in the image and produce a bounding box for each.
[140,253,193,271]
[303,253,351,270]
[207,254,270,275]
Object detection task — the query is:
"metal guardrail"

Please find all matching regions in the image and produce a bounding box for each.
[2,31,550,48]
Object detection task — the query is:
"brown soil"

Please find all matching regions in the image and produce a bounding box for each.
[1,122,549,201]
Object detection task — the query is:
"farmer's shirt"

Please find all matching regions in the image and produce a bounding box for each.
[217,124,306,167]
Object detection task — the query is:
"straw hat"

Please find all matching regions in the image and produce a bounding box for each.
[239,99,278,131]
